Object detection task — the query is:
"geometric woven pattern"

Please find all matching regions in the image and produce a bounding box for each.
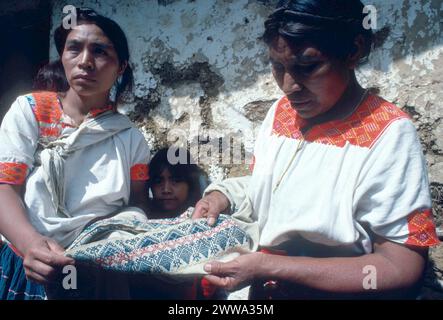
[25,92,114,142]
[405,209,440,247]
[272,96,307,140]
[0,162,27,184]
[27,92,64,140]
[272,94,409,149]
[65,209,252,276]
[88,105,114,118]
[130,164,149,181]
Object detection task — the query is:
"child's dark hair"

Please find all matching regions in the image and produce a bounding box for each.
[54,7,133,102]
[33,60,69,92]
[263,0,373,63]
[148,147,207,208]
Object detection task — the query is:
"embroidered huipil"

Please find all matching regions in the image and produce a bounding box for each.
[0,92,150,248]
[208,94,439,256]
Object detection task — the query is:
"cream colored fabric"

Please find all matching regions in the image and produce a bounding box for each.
[39,111,133,219]
[205,95,435,256]
[0,95,151,248]
[65,207,259,277]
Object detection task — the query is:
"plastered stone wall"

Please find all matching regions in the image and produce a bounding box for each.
[50,0,443,228]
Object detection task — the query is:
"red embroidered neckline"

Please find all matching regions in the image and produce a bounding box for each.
[272,94,409,148]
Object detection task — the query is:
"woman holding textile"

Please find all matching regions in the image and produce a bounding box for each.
[0,8,150,299]
[193,0,440,299]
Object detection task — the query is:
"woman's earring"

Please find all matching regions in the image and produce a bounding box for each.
[109,75,123,102]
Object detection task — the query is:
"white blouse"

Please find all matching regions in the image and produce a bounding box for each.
[207,94,438,256]
[0,92,150,248]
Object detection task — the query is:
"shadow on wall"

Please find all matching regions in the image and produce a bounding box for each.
[0,0,51,123]
[368,0,442,72]
[129,0,442,120]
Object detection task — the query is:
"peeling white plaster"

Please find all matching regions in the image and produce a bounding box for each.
[139,126,157,151]
[134,72,158,98]
[207,163,227,183]
[407,0,420,28]
[415,47,442,70]
[49,0,442,183]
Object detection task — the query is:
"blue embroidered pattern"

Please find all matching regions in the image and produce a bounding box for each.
[66,211,251,275]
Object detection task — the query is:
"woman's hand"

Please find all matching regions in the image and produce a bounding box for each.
[22,235,75,285]
[202,252,264,291]
[201,237,429,298]
[192,191,230,226]
[0,184,75,285]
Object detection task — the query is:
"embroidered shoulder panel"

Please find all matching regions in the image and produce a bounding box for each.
[272,95,409,148]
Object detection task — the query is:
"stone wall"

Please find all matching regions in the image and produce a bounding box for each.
[50,0,443,229]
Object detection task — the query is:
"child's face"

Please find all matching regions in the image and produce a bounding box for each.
[151,169,190,213]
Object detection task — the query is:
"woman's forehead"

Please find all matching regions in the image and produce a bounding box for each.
[269,36,324,60]
[66,23,114,46]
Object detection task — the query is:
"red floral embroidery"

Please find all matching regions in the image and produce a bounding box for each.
[32,92,63,138]
[89,105,114,118]
[130,164,149,180]
[31,92,113,139]
[272,95,409,148]
[0,162,27,184]
[272,97,306,140]
[33,92,62,124]
[405,209,440,246]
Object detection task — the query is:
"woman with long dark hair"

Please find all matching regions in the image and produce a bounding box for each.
[194,0,439,299]
[0,8,150,299]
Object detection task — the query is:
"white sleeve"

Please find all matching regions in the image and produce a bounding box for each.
[129,128,151,181]
[0,95,39,184]
[204,176,251,213]
[354,118,438,246]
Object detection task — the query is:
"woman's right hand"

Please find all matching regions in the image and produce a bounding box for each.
[21,235,75,285]
[0,184,75,284]
[192,191,230,226]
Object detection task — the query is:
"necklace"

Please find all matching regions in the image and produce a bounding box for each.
[272,135,305,193]
[338,88,369,121]
[272,89,369,193]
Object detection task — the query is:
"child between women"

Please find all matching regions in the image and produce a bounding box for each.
[129,147,224,299]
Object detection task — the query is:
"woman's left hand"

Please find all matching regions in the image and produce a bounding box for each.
[203,252,264,291]
[193,191,230,226]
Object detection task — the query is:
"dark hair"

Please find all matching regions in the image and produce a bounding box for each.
[263,0,373,63]
[33,60,69,92]
[54,7,133,102]
[148,147,208,208]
